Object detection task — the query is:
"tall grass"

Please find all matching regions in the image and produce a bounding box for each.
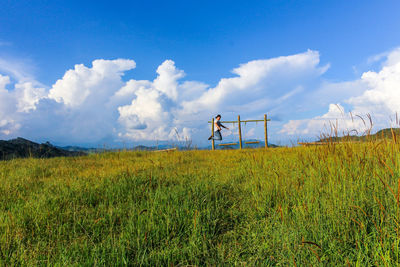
[1,140,400,265]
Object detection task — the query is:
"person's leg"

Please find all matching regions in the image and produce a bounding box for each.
[214,130,222,140]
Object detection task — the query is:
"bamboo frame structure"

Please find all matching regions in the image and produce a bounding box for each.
[209,114,270,150]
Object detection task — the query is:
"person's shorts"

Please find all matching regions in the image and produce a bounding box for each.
[214,130,222,140]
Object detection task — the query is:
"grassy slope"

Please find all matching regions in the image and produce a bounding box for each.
[1,143,400,265]
[319,127,400,142]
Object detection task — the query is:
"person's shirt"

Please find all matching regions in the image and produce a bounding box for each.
[215,120,222,130]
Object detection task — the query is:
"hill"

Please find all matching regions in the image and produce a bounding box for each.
[319,127,400,142]
[0,137,86,160]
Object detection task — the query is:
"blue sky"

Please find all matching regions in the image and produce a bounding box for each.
[1,1,400,146]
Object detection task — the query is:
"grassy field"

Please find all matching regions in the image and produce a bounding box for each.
[1,141,400,265]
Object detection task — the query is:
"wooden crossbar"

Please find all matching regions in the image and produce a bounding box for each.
[153,148,177,152]
[244,141,260,144]
[218,143,238,146]
[208,119,271,123]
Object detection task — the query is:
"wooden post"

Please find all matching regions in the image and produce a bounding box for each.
[264,114,268,148]
[211,118,215,150]
[238,115,243,149]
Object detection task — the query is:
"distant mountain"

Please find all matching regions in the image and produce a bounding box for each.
[319,128,400,142]
[0,138,86,160]
[0,137,278,160]
[133,145,157,151]
[59,144,178,152]
[57,145,107,153]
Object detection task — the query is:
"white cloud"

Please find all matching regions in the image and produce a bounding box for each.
[48,59,136,107]
[0,50,330,144]
[0,75,19,135]
[0,74,10,89]
[114,51,329,143]
[281,47,400,138]
[15,82,46,112]
[8,48,399,145]
[348,49,400,115]
[179,50,328,117]
[153,60,185,101]
[280,104,366,137]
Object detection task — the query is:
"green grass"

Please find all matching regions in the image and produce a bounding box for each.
[1,142,400,265]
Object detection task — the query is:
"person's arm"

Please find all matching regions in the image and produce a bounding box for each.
[221,124,229,130]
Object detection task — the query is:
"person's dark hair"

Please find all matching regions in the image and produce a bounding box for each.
[215,114,221,119]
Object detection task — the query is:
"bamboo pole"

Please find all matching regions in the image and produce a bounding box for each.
[153,148,177,152]
[264,114,268,148]
[238,115,242,149]
[245,141,260,144]
[208,119,270,123]
[218,143,238,146]
[211,118,215,150]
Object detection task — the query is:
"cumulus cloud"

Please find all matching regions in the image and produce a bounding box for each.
[0,50,331,145]
[0,74,46,135]
[179,50,328,117]
[348,49,400,116]
[116,60,185,141]
[15,82,46,112]
[281,47,400,138]
[0,75,18,135]
[0,58,137,143]
[7,48,396,145]
[281,104,367,137]
[48,59,136,107]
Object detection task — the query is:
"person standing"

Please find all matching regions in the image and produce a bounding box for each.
[208,114,229,140]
